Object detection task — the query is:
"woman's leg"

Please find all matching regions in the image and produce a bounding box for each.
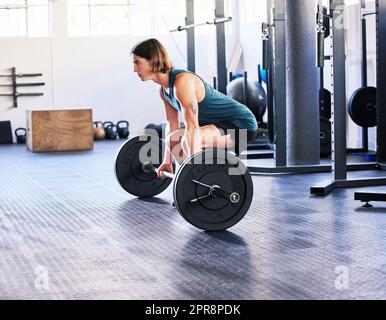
[180,125,235,157]
[199,125,234,149]
[167,125,236,164]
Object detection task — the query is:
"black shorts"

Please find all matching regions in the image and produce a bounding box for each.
[213,121,258,155]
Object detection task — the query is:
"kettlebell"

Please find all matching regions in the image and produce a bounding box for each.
[15,128,27,144]
[93,121,106,141]
[103,121,114,140]
[105,124,118,140]
[103,121,114,129]
[117,121,130,139]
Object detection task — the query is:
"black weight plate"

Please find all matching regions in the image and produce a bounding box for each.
[348,86,377,128]
[320,117,332,158]
[115,135,173,198]
[319,88,331,120]
[173,149,253,231]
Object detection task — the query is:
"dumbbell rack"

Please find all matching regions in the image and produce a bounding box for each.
[0,67,44,108]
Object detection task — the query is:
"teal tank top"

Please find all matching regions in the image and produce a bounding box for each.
[160,69,258,132]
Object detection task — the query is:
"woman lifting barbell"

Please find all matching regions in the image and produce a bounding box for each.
[131,38,258,179]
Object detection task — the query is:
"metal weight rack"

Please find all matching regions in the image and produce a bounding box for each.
[0,67,44,108]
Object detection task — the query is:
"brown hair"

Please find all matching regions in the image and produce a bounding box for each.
[131,39,174,74]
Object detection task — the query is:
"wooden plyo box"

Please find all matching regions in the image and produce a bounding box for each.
[26,109,93,152]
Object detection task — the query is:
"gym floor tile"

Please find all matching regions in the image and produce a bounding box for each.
[1,142,386,300]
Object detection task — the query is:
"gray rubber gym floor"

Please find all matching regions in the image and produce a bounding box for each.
[1,141,386,300]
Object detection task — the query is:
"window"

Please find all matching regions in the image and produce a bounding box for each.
[68,0,131,37]
[0,0,51,37]
[68,0,186,37]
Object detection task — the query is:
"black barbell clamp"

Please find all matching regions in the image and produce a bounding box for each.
[191,179,241,204]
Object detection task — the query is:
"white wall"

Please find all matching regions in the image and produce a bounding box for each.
[0,0,239,141]
[236,0,267,79]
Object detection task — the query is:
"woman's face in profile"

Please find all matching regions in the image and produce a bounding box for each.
[132,54,153,81]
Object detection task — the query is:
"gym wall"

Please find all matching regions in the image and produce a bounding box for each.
[0,0,239,139]
[0,0,377,150]
[238,0,267,79]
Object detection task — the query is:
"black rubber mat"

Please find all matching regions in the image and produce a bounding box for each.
[1,142,386,299]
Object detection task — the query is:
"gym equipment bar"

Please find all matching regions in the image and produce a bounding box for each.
[271,0,287,166]
[0,82,45,87]
[170,16,232,32]
[186,0,195,72]
[215,0,228,95]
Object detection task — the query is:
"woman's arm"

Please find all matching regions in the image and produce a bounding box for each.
[159,89,180,164]
[174,75,202,156]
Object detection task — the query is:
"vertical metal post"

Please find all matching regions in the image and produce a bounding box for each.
[361,0,369,151]
[330,0,347,180]
[361,0,368,87]
[25,0,28,36]
[186,0,195,72]
[377,0,386,162]
[11,67,17,108]
[215,0,227,94]
[273,0,287,166]
[243,71,249,106]
[320,68,324,90]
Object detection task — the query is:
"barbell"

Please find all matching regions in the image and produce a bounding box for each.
[115,135,253,231]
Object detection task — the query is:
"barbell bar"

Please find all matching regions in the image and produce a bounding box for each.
[0,93,43,97]
[0,73,42,78]
[170,16,232,32]
[0,82,45,87]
